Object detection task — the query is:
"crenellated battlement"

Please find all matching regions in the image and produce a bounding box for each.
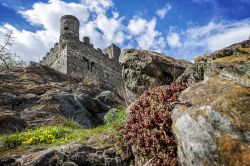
[41,42,60,66]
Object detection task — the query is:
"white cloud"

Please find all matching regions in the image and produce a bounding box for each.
[167,32,181,48]
[184,20,250,51]
[206,24,250,51]
[0,23,55,62]
[127,17,148,36]
[80,12,125,48]
[156,4,171,19]
[95,13,125,44]
[82,0,113,14]
[127,17,166,51]
[19,0,90,33]
[168,19,250,60]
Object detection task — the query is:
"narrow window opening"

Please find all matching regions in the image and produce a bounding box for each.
[87,62,90,70]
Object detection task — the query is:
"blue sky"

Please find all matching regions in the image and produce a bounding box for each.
[0,0,250,62]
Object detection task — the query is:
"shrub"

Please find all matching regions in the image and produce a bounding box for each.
[123,83,188,166]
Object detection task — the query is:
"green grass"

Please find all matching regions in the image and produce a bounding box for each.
[104,107,126,125]
[0,107,126,152]
[60,117,83,129]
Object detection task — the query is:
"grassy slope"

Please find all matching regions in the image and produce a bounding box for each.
[0,108,126,157]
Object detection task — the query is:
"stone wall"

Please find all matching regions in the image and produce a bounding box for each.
[41,43,59,67]
[40,43,68,74]
[40,41,123,94]
[66,45,123,93]
[50,46,68,74]
[103,44,121,61]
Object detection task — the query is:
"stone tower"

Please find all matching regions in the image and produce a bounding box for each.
[103,44,121,61]
[59,15,80,47]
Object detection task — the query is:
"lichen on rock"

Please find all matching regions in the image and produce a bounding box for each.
[172,38,250,166]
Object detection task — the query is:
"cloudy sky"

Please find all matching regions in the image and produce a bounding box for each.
[0,0,250,62]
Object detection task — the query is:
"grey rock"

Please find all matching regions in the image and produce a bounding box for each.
[63,161,78,166]
[176,37,250,86]
[0,93,23,107]
[175,64,204,84]
[51,91,96,127]
[172,66,250,165]
[0,156,16,166]
[1,144,123,166]
[95,91,120,111]
[120,49,190,103]
[17,149,65,166]
[172,39,250,165]
[202,59,250,87]
[172,106,238,166]
[0,109,26,134]
[102,148,116,158]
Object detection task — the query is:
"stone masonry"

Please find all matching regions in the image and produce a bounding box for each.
[40,15,123,94]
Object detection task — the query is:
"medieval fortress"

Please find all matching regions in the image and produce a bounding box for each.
[40,15,122,92]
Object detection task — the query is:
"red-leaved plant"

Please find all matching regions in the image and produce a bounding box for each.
[124,82,188,166]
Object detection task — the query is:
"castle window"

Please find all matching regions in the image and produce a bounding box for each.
[64,27,69,30]
[87,62,90,70]
[91,62,95,72]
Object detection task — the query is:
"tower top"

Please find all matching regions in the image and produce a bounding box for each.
[59,15,80,46]
[61,15,80,24]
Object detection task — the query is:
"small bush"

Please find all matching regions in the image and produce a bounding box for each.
[0,126,72,150]
[123,83,188,166]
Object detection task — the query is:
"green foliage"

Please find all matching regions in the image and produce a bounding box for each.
[66,108,126,147]
[0,126,71,150]
[104,107,126,125]
[61,117,83,129]
[65,124,112,145]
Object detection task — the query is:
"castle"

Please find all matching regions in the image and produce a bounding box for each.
[40,15,122,93]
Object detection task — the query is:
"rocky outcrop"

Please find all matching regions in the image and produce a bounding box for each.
[0,144,122,166]
[120,49,192,103]
[172,38,250,166]
[0,63,124,133]
[176,38,250,84]
[175,64,204,84]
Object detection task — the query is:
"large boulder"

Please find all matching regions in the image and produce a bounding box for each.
[0,63,124,132]
[172,38,250,166]
[120,49,192,103]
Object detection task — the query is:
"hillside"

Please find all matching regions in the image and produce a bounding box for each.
[0,38,249,166]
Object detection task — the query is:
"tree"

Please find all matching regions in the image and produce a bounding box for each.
[0,29,26,70]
